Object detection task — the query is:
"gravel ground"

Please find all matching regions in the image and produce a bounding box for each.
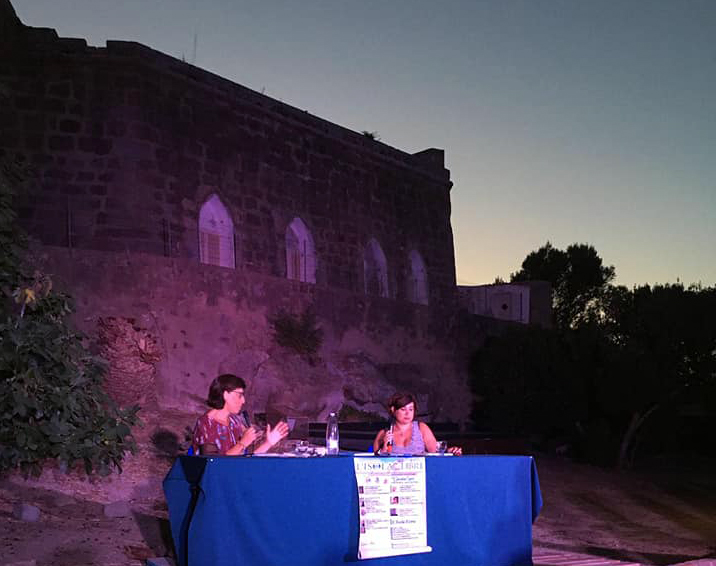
[1,409,714,566]
[533,454,716,565]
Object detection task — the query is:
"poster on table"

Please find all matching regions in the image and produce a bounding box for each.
[353,456,431,560]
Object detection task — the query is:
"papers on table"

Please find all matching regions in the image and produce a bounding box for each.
[354,452,452,457]
[251,452,299,457]
[353,456,431,560]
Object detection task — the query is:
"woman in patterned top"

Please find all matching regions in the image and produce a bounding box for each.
[372,392,462,455]
[192,374,289,455]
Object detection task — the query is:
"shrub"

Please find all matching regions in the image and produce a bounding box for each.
[0,162,138,477]
[270,308,323,357]
[337,404,383,422]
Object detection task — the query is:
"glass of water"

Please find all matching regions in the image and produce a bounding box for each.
[436,440,447,455]
[295,440,309,455]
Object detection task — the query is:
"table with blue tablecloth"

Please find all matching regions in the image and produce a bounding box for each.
[163,454,542,566]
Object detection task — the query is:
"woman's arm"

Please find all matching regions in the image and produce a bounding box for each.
[373,429,386,453]
[198,443,219,455]
[253,421,289,454]
[419,422,438,453]
[224,425,259,455]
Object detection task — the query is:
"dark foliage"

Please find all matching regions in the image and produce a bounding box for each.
[0,162,138,477]
[511,241,615,329]
[270,308,323,357]
[475,242,716,467]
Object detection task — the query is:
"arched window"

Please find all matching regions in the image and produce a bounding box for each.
[407,250,429,305]
[364,238,389,298]
[198,194,235,268]
[285,217,316,283]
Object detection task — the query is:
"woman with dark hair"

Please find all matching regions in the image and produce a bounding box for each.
[373,392,462,455]
[191,374,288,455]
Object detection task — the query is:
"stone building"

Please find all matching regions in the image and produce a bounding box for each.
[458,281,552,328]
[1,0,494,424]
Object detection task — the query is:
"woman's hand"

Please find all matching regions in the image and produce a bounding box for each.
[265,421,289,447]
[383,427,394,450]
[240,426,258,448]
[225,426,258,456]
[448,446,463,456]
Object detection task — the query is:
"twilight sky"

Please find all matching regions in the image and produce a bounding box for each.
[13,0,716,287]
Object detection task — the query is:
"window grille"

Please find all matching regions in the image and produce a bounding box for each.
[198,194,235,268]
[285,217,316,283]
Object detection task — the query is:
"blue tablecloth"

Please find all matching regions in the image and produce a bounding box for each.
[163,454,542,566]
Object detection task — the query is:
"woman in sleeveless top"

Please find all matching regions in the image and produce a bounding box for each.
[372,392,462,455]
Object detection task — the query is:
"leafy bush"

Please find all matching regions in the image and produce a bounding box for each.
[470,284,716,467]
[337,404,383,422]
[271,308,323,357]
[0,162,138,477]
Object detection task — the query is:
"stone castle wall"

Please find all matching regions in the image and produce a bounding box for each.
[0,17,456,306]
[36,246,477,423]
[0,5,487,423]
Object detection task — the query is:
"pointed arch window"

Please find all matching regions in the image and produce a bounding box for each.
[364,238,389,298]
[407,249,429,305]
[198,194,235,268]
[286,217,316,283]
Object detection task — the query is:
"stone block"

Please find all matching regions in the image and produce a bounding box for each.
[59,119,81,133]
[53,493,75,507]
[48,135,74,151]
[13,503,40,522]
[23,134,44,151]
[48,81,72,98]
[103,500,131,518]
[14,95,37,111]
[43,98,65,113]
[78,137,112,155]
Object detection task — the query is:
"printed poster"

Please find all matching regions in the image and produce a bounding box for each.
[353,456,432,560]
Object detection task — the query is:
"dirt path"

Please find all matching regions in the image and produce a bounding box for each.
[533,455,716,565]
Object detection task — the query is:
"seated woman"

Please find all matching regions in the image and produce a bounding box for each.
[192,373,289,455]
[373,392,462,455]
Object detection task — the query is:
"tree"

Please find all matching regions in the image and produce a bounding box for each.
[469,324,587,442]
[0,160,138,477]
[602,284,716,468]
[512,242,615,329]
[477,242,716,468]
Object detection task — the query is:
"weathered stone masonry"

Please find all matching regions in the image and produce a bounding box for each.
[0,8,456,306]
[0,2,490,423]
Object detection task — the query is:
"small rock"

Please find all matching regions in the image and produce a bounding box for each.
[103,500,131,518]
[146,558,175,566]
[12,503,40,522]
[53,493,75,507]
[133,479,162,499]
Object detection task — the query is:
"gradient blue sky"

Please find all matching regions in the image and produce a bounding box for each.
[13,1,716,287]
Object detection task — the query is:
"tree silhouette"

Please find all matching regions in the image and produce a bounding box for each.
[473,242,716,468]
[512,242,615,329]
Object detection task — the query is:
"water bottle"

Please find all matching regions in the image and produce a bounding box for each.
[326,412,339,455]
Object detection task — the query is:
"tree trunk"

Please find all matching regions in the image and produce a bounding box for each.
[617,405,658,469]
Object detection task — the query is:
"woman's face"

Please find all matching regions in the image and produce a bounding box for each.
[222,387,246,414]
[391,402,415,425]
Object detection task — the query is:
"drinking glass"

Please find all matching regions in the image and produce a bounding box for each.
[436,441,447,455]
[295,440,309,455]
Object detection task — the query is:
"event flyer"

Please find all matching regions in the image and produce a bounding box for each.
[353,457,432,560]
